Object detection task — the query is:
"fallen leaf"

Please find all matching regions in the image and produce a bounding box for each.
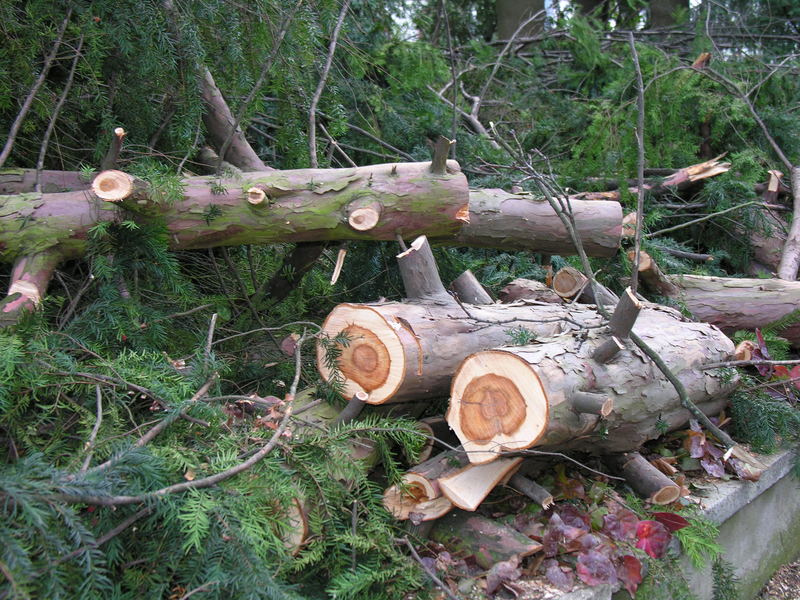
[544,559,574,591]
[184,468,195,481]
[485,557,521,596]
[635,520,671,558]
[576,550,618,587]
[651,512,690,532]
[280,333,299,356]
[617,555,643,597]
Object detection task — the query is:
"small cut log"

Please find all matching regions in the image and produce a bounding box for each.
[430,511,542,569]
[447,305,736,464]
[507,473,554,509]
[605,452,680,505]
[552,266,619,305]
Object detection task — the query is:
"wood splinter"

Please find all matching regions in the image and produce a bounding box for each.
[571,390,613,418]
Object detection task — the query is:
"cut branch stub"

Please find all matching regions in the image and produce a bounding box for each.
[571,390,613,417]
[605,452,680,505]
[246,187,267,205]
[430,136,455,175]
[450,269,493,305]
[592,286,641,363]
[347,202,382,231]
[396,236,450,301]
[92,169,138,202]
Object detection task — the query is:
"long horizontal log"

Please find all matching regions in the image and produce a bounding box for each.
[454,188,621,257]
[0,168,91,194]
[1,162,623,320]
[632,250,800,346]
[447,305,737,464]
[316,300,606,404]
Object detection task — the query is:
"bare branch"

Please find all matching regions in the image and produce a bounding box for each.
[309,0,350,168]
[0,9,71,167]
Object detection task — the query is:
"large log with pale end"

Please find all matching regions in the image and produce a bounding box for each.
[632,250,800,346]
[446,305,737,464]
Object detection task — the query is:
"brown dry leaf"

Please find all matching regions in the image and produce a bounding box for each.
[184,468,196,481]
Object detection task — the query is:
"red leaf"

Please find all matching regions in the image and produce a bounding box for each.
[635,520,671,558]
[485,557,521,595]
[280,334,299,356]
[617,555,643,597]
[651,512,690,532]
[791,365,800,391]
[774,365,790,378]
[558,505,590,530]
[576,550,618,587]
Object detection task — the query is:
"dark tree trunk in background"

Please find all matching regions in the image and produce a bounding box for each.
[649,0,688,27]
[495,0,545,39]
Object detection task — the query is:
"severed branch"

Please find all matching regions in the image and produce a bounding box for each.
[308,0,350,168]
[57,333,310,505]
[34,35,84,193]
[628,32,645,295]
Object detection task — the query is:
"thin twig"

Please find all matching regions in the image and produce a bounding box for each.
[56,334,309,505]
[398,537,461,600]
[0,9,71,167]
[645,201,759,238]
[35,35,84,192]
[79,386,103,473]
[309,0,350,168]
[205,312,218,367]
[703,358,800,370]
[629,32,645,295]
[216,0,302,172]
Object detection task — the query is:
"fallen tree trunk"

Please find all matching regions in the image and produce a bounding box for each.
[0,168,91,194]
[446,305,737,464]
[1,163,624,321]
[632,250,800,346]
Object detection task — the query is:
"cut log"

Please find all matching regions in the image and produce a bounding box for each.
[605,452,680,505]
[447,305,737,464]
[631,250,800,346]
[429,511,542,570]
[438,456,523,511]
[455,188,621,257]
[552,266,619,305]
[451,270,493,305]
[317,301,605,404]
[498,278,563,304]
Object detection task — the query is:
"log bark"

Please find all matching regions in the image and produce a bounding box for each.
[446,305,737,464]
[317,300,606,404]
[0,161,468,317]
[454,188,621,257]
[430,511,542,570]
[632,251,800,346]
[0,168,91,194]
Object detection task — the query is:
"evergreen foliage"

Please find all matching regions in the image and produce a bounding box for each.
[1,0,799,597]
